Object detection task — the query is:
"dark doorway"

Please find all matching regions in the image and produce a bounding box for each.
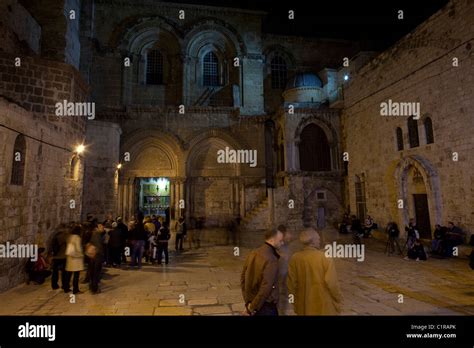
[317,206,326,229]
[413,194,431,239]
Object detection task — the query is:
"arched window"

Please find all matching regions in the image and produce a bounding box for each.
[271,55,287,89]
[11,134,26,185]
[203,51,219,87]
[146,49,164,85]
[424,117,434,144]
[408,116,419,148]
[70,155,79,180]
[396,127,404,151]
[299,124,331,171]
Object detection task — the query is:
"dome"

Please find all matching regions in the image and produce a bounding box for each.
[285,73,323,90]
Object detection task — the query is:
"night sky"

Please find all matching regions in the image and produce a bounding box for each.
[165,0,450,50]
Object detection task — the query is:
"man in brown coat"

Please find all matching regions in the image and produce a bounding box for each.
[288,228,343,315]
[240,229,284,316]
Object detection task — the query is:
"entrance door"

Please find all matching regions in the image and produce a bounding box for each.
[413,194,431,239]
[317,207,326,229]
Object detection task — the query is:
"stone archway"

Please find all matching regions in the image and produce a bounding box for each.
[117,129,184,222]
[394,155,442,238]
[185,131,243,228]
[294,115,340,172]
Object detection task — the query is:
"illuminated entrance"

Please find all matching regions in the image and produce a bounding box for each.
[138,177,170,217]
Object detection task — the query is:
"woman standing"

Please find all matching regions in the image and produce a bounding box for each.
[65,225,85,294]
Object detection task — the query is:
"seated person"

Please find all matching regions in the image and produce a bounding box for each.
[445,222,465,257]
[406,239,427,261]
[351,215,364,243]
[431,224,447,255]
[364,215,377,237]
[25,248,51,284]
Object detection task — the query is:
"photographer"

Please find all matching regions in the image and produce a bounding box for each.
[386,222,403,256]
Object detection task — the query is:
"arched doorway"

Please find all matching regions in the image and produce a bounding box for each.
[395,156,442,239]
[299,123,331,171]
[406,167,431,238]
[118,130,183,223]
[186,136,240,228]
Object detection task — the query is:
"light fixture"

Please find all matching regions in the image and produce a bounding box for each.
[75,144,85,154]
[157,178,168,191]
[117,163,122,169]
[344,74,349,81]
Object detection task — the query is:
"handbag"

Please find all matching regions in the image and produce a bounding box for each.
[85,243,97,259]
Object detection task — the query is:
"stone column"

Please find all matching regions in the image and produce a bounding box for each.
[127,180,134,221]
[293,141,300,171]
[117,183,123,219]
[170,179,175,220]
[177,178,185,218]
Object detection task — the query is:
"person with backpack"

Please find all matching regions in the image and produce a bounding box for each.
[156,222,171,265]
[108,222,123,267]
[87,223,104,294]
[175,216,186,251]
[50,224,70,291]
[129,212,147,268]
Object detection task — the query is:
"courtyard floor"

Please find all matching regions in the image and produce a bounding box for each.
[0,229,472,316]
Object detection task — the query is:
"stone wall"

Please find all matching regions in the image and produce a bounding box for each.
[342,0,474,238]
[82,120,122,221]
[0,97,85,291]
[0,2,88,291]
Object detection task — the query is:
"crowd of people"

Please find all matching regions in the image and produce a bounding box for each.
[338,213,468,262]
[23,211,471,312]
[25,212,197,294]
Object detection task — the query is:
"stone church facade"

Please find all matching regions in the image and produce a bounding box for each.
[0,0,472,290]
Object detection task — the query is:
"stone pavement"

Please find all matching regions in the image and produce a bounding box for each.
[0,230,472,316]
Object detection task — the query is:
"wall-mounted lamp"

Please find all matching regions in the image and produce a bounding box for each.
[75,144,85,154]
[117,163,122,170]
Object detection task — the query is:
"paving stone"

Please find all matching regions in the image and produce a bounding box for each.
[159,299,185,307]
[193,305,232,315]
[187,298,219,306]
[0,243,473,316]
[153,307,193,316]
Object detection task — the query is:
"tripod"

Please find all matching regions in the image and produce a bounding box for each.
[385,236,403,256]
